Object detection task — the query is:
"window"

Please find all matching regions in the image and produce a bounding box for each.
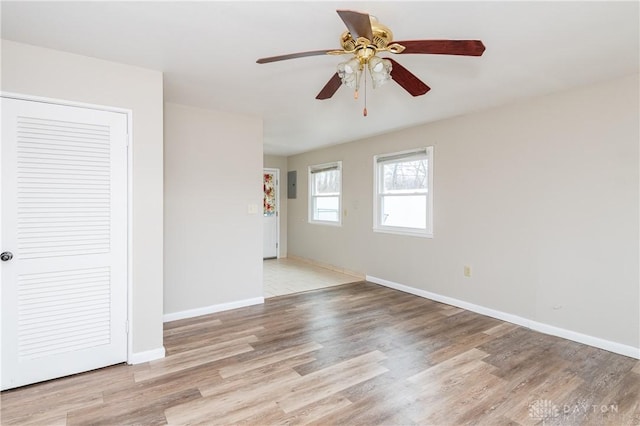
[308,161,342,225]
[374,147,433,237]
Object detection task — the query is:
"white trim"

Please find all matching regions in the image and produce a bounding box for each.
[126,112,134,364]
[308,160,342,226]
[263,168,280,259]
[1,91,128,115]
[373,146,434,237]
[287,254,365,280]
[366,275,640,360]
[129,346,166,365]
[307,219,343,227]
[1,92,135,364]
[373,227,433,238]
[163,297,265,323]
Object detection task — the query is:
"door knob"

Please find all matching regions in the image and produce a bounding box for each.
[1,252,13,261]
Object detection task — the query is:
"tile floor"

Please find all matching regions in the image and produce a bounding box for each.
[263,258,361,298]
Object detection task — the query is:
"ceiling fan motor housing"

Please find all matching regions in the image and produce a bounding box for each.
[340,18,394,51]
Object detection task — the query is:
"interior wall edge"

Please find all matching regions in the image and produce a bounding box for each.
[128,346,166,365]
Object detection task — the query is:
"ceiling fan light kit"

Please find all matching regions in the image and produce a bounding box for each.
[257,9,486,116]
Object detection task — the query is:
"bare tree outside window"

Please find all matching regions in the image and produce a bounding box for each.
[383,160,427,192]
[374,148,433,236]
[314,170,340,194]
[309,162,342,224]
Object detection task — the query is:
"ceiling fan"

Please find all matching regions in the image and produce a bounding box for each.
[257,10,485,115]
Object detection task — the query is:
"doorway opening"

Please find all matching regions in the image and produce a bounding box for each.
[263,168,279,259]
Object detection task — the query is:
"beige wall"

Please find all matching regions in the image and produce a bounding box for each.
[263,155,288,258]
[1,40,165,354]
[287,74,639,349]
[164,103,263,315]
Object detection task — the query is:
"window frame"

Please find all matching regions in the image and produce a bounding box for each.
[373,147,434,238]
[308,161,342,226]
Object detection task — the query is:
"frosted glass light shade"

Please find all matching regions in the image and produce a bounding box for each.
[337,58,361,89]
[368,56,392,89]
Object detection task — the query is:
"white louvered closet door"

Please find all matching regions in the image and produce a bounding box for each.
[1,97,128,390]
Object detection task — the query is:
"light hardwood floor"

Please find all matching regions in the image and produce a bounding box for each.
[2,282,639,425]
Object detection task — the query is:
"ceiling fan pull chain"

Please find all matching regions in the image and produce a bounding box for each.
[354,64,361,100]
[363,65,368,117]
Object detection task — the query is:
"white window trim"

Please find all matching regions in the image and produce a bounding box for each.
[373,147,433,238]
[308,161,342,226]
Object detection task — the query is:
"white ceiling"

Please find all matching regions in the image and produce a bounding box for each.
[2,1,638,156]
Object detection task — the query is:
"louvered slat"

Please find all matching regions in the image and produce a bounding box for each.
[18,266,111,359]
[16,116,111,260]
[15,116,113,358]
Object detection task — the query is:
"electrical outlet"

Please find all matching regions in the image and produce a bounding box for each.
[464,265,472,278]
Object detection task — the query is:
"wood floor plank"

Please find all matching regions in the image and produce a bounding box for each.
[406,356,504,422]
[164,325,263,355]
[1,411,68,426]
[166,397,283,425]
[0,364,131,423]
[1,383,104,419]
[218,341,322,379]
[419,368,507,425]
[2,281,638,425]
[426,330,495,365]
[384,309,448,333]
[276,351,389,413]
[467,354,574,423]
[134,341,254,382]
[275,394,352,425]
[200,354,317,397]
[162,318,222,336]
[1,364,132,409]
[104,360,224,404]
[67,387,202,426]
[164,369,302,424]
[407,347,490,386]
[318,371,426,425]
[308,391,418,426]
[439,304,466,316]
[483,321,520,337]
[599,372,640,425]
[501,371,585,424]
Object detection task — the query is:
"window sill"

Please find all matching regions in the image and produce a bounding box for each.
[373,227,432,238]
[309,220,342,227]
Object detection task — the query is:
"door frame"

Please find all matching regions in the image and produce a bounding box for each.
[264,168,280,259]
[0,91,133,364]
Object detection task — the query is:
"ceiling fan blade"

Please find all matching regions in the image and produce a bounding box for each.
[387,59,431,97]
[393,40,486,56]
[257,49,335,64]
[316,73,342,100]
[337,10,373,41]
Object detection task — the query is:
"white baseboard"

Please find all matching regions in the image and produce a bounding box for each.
[129,346,166,364]
[163,297,264,323]
[288,254,365,279]
[366,275,640,360]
